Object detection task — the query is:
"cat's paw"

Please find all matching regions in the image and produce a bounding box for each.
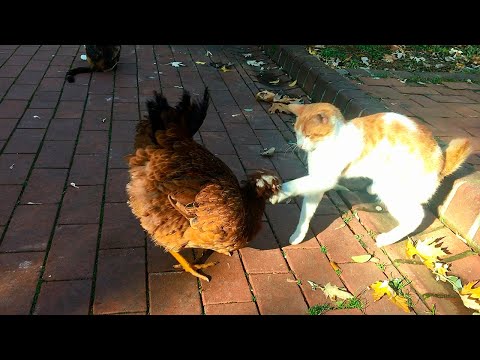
[269,190,290,204]
[289,231,307,245]
[375,233,400,247]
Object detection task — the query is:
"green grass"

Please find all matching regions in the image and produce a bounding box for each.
[320,245,328,254]
[308,303,334,315]
[337,296,365,311]
[308,296,365,315]
[388,277,414,308]
[335,269,342,276]
[375,262,387,271]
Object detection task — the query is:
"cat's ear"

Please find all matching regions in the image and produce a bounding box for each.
[288,103,305,116]
[316,113,330,125]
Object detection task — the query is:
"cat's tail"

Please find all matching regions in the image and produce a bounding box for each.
[440,138,473,177]
[65,67,93,83]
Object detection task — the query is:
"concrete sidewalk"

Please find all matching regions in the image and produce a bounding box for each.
[0,45,478,315]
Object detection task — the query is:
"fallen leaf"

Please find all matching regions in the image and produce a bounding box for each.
[260,147,275,156]
[80,54,87,61]
[307,280,321,290]
[219,65,231,72]
[205,50,212,57]
[168,61,185,68]
[289,80,297,87]
[361,57,370,66]
[383,54,395,63]
[369,280,410,313]
[242,53,252,58]
[369,257,380,263]
[321,282,354,301]
[255,90,276,103]
[268,103,292,114]
[351,254,372,263]
[243,108,253,112]
[231,114,241,117]
[27,202,43,205]
[269,79,280,85]
[459,280,480,312]
[9,163,14,170]
[246,60,265,67]
[173,85,184,89]
[101,117,106,123]
[70,182,79,189]
[33,115,41,119]
[466,79,473,84]
[195,61,206,65]
[406,237,448,269]
[390,293,411,313]
[330,261,340,272]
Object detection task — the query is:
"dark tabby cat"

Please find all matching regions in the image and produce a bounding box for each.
[66,45,121,83]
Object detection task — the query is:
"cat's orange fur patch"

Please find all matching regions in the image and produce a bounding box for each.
[351,114,443,173]
[292,103,344,141]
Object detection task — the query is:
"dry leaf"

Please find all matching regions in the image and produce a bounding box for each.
[268,103,292,114]
[369,280,410,313]
[33,115,41,119]
[174,85,184,89]
[242,53,252,58]
[27,202,43,205]
[361,57,370,66]
[168,61,185,68]
[459,280,480,313]
[269,79,280,85]
[260,147,275,156]
[330,261,340,272]
[244,108,253,112]
[9,163,15,170]
[321,282,354,301]
[101,117,107,123]
[255,90,276,103]
[220,65,231,72]
[289,80,297,87]
[351,254,372,263]
[406,237,448,269]
[307,280,321,290]
[383,54,395,63]
[195,61,206,65]
[70,182,79,189]
[369,257,380,263]
[205,50,212,57]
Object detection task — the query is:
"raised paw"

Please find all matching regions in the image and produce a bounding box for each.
[269,190,289,204]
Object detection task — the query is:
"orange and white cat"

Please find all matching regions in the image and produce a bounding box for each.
[269,102,472,247]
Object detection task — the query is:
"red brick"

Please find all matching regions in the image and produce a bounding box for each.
[76,131,109,155]
[358,77,406,87]
[93,248,147,314]
[14,45,39,56]
[147,241,195,273]
[33,279,92,315]
[69,154,107,185]
[18,108,55,129]
[29,91,61,109]
[24,60,50,72]
[101,203,145,249]
[239,222,288,274]
[4,84,36,100]
[445,103,480,118]
[45,118,81,140]
[199,112,225,132]
[85,94,113,111]
[82,110,111,131]
[116,74,137,88]
[20,169,67,204]
[0,185,22,225]
[338,262,388,296]
[3,128,45,153]
[0,154,34,184]
[114,88,138,103]
[426,94,475,104]
[51,54,75,66]
[224,123,260,145]
[89,72,114,94]
[43,224,98,280]
[0,100,28,118]
[36,140,75,168]
[5,55,32,66]
[244,112,277,130]
[109,142,133,169]
[240,155,276,172]
[38,77,64,92]
[0,119,17,140]
[363,291,415,315]
[443,82,480,90]
[407,106,460,119]
[200,251,252,304]
[448,254,480,284]
[57,45,79,56]
[254,129,290,152]
[16,71,45,86]
[105,169,129,202]
[395,86,440,95]
[311,215,368,264]
[265,203,319,249]
[204,302,259,315]
[0,252,44,314]
[395,263,457,297]
[55,101,85,118]
[200,131,236,155]
[149,272,202,315]
[285,248,344,307]
[361,85,406,100]
[57,185,103,224]
[413,227,471,259]
[112,103,139,121]
[58,85,87,103]
[424,296,474,315]
[249,273,308,314]
[111,121,136,142]
[218,107,248,125]
[0,204,57,252]
[271,152,307,181]
[0,65,23,78]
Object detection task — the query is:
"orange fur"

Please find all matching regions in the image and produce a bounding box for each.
[291,103,344,141]
[441,138,472,177]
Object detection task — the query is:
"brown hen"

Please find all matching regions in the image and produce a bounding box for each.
[125,88,280,281]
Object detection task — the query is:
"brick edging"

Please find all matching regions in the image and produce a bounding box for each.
[263,45,480,252]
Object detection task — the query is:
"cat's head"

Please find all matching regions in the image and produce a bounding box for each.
[288,103,345,152]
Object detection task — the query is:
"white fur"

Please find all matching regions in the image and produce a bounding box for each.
[270,114,442,247]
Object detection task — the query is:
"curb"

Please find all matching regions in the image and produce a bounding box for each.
[263,45,480,252]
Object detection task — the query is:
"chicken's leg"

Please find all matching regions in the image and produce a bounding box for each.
[169,250,217,282]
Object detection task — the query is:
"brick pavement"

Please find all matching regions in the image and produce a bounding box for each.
[0,45,478,315]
